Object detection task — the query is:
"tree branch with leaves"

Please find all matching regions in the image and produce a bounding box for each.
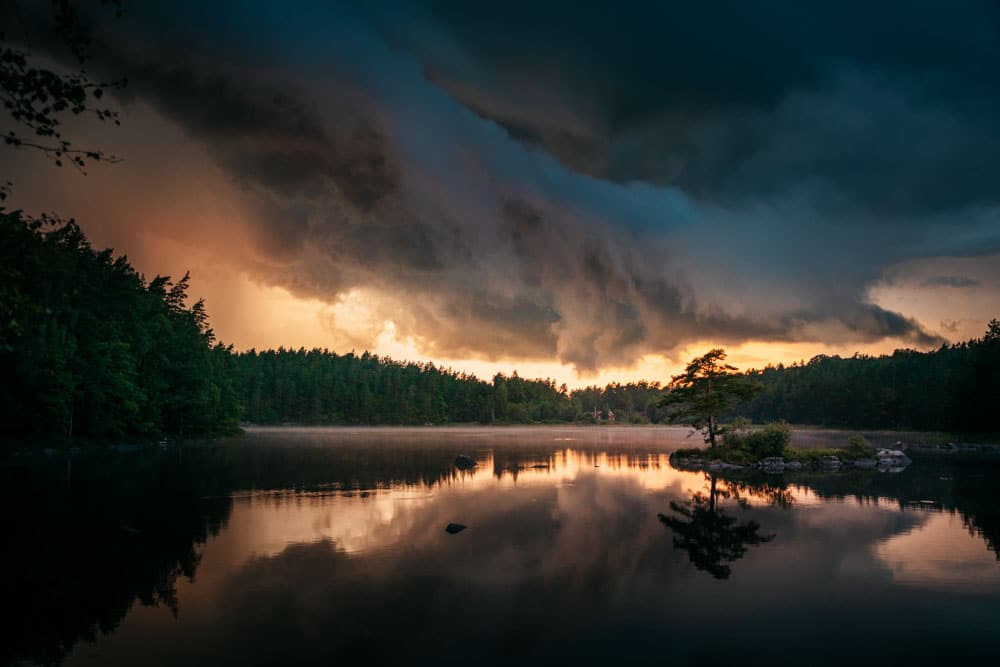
[1,0,125,196]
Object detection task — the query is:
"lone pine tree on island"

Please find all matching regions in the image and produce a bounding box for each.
[658,348,758,448]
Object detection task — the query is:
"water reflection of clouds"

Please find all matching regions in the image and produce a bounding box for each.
[219,449,698,557]
[877,510,1000,592]
[215,447,1000,593]
[59,435,1000,666]
[189,465,997,660]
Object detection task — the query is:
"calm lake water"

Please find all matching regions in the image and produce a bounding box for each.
[5,426,1000,665]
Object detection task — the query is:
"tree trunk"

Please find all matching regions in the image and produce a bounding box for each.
[706,375,716,448]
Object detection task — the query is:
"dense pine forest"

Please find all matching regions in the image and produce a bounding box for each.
[737,330,1000,432]
[233,347,665,426]
[2,211,998,444]
[0,211,242,442]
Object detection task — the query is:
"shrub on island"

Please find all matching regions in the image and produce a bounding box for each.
[723,419,791,458]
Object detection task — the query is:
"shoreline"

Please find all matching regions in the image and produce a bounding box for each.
[4,423,998,461]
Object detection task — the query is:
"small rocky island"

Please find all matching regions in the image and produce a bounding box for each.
[669,419,915,475]
[671,447,913,474]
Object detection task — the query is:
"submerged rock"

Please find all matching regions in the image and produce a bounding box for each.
[454,455,478,471]
[445,523,467,534]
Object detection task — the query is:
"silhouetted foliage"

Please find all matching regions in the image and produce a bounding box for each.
[232,353,672,426]
[234,348,492,425]
[1,0,125,181]
[722,419,791,458]
[737,324,1000,434]
[658,349,758,447]
[659,473,775,579]
[0,447,232,666]
[0,211,241,442]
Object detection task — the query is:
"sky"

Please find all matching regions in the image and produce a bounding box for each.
[3,1,1000,387]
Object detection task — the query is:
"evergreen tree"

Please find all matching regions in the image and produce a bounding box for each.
[658,349,758,447]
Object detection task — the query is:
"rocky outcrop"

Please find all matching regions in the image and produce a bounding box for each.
[873,448,912,473]
[671,448,913,474]
[761,457,785,473]
[876,449,912,468]
[819,456,842,469]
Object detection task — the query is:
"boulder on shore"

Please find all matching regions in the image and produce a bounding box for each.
[876,449,912,467]
[761,457,785,473]
[820,455,842,469]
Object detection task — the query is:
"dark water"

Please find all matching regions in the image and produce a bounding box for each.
[4,426,1000,665]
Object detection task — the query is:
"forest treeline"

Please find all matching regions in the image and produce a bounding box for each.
[2,212,998,443]
[737,330,1000,432]
[234,348,664,426]
[0,211,242,442]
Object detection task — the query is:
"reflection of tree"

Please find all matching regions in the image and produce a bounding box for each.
[937,466,1000,561]
[725,477,796,509]
[659,474,774,579]
[1,451,232,666]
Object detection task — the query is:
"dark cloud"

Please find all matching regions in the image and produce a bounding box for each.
[119,61,399,210]
[369,1,1000,216]
[6,0,969,370]
[921,275,981,289]
[828,304,945,348]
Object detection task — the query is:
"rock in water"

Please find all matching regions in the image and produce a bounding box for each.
[445,523,467,534]
[761,457,785,473]
[454,455,477,471]
[820,455,842,469]
[876,449,912,467]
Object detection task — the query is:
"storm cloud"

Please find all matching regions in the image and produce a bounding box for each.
[17,1,1000,370]
[922,275,981,289]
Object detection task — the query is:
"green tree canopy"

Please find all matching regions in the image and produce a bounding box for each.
[0,211,241,442]
[658,348,758,447]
